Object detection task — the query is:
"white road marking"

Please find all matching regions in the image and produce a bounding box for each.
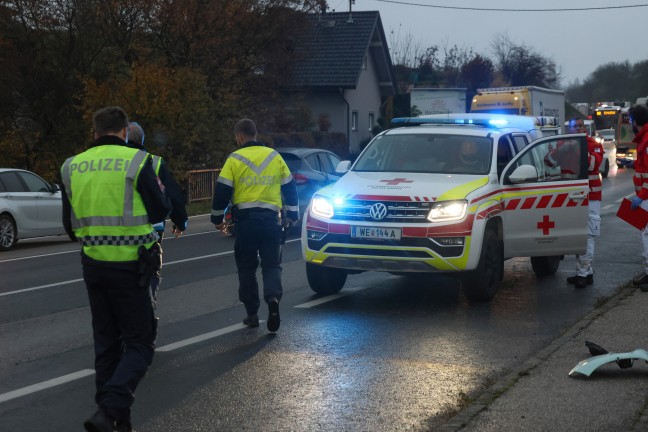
[0,279,360,404]
[156,322,258,352]
[0,369,95,404]
[0,238,301,297]
[294,287,368,308]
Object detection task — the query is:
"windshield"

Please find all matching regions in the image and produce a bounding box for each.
[599,130,614,139]
[354,133,493,175]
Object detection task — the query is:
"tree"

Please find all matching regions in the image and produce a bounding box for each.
[490,33,560,88]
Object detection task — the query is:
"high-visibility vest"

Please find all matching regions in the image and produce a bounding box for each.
[61,145,158,262]
[216,146,293,212]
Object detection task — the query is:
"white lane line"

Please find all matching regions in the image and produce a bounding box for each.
[294,287,368,308]
[0,279,84,297]
[0,369,95,404]
[0,273,356,404]
[0,320,260,404]
[295,294,348,308]
[0,238,302,298]
[156,322,261,352]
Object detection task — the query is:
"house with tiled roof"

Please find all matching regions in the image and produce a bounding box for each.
[289,10,396,154]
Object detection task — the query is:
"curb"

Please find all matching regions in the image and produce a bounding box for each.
[437,282,638,432]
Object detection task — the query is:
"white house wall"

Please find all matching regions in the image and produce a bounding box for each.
[345,49,382,154]
[304,48,382,156]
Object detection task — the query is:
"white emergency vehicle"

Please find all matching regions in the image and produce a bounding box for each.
[301,114,590,302]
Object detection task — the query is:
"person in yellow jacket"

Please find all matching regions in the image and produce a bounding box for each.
[60,106,170,432]
[211,118,298,332]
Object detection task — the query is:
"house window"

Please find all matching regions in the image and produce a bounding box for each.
[368,112,375,131]
[351,111,358,131]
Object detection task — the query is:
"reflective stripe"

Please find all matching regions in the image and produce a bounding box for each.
[217,176,234,187]
[231,150,280,175]
[79,232,159,247]
[284,204,299,211]
[151,155,162,175]
[281,173,294,185]
[590,186,602,192]
[74,214,150,228]
[588,174,600,180]
[236,201,281,212]
[211,209,225,216]
[641,173,648,178]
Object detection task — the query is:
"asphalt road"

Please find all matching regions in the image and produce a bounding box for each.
[0,166,642,432]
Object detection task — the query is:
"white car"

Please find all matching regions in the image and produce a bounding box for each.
[596,129,617,178]
[302,114,590,302]
[0,168,71,250]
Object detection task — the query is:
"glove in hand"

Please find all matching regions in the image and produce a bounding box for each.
[631,196,643,210]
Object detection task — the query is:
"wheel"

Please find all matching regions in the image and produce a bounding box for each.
[0,214,18,251]
[530,255,562,276]
[462,228,502,302]
[600,160,609,178]
[306,262,347,294]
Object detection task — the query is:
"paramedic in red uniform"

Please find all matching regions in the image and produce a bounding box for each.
[545,117,603,288]
[628,105,648,289]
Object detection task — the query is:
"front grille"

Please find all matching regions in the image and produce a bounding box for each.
[307,233,464,257]
[332,199,431,223]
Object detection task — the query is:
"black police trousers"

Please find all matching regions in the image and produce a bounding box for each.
[83,263,157,425]
[234,209,283,315]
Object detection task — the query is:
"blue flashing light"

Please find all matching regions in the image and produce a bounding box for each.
[488,119,509,126]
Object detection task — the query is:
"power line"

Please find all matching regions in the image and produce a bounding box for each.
[371,0,648,12]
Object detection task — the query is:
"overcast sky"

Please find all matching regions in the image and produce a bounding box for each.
[337,0,648,88]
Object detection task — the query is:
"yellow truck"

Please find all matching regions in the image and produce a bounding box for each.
[471,86,565,131]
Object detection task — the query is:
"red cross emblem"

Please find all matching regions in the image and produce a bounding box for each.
[380,178,413,185]
[537,215,555,235]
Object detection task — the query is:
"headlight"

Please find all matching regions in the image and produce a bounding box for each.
[311,196,334,218]
[427,200,467,222]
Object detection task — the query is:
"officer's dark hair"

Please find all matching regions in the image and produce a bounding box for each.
[234,118,257,138]
[629,105,648,127]
[128,121,145,147]
[93,106,129,137]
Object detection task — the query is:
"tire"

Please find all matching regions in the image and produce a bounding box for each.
[306,262,347,295]
[462,228,502,302]
[0,214,18,251]
[530,255,562,276]
[601,160,609,178]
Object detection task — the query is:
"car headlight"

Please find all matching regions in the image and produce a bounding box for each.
[427,200,467,222]
[311,196,334,218]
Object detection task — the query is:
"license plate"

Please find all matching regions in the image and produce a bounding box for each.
[351,226,402,240]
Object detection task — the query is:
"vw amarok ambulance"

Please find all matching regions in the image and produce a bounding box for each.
[301,114,590,302]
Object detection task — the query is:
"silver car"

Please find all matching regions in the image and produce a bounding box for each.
[0,168,70,250]
[596,129,617,178]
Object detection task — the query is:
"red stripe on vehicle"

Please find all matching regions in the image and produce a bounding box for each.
[506,198,521,210]
[521,197,536,209]
[552,193,567,207]
[537,195,552,209]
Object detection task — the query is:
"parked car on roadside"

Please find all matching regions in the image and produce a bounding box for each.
[0,168,71,250]
[596,129,617,178]
[276,147,344,220]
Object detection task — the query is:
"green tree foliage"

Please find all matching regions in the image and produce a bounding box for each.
[565,60,648,105]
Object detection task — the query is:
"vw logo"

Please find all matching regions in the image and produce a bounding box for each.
[369,203,388,220]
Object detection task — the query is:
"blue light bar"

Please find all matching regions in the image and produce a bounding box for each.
[391,117,500,127]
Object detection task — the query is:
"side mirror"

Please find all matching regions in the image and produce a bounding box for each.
[50,183,62,193]
[508,165,538,183]
[335,160,352,174]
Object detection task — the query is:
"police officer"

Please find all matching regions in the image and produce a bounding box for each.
[127,121,188,303]
[61,107,171,432]
[211,118,298,332]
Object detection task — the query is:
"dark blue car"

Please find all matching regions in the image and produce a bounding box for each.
[277,147,344,220]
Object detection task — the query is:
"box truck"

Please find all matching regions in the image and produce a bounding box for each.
[410,88,467,115]
[471,86,565,131]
